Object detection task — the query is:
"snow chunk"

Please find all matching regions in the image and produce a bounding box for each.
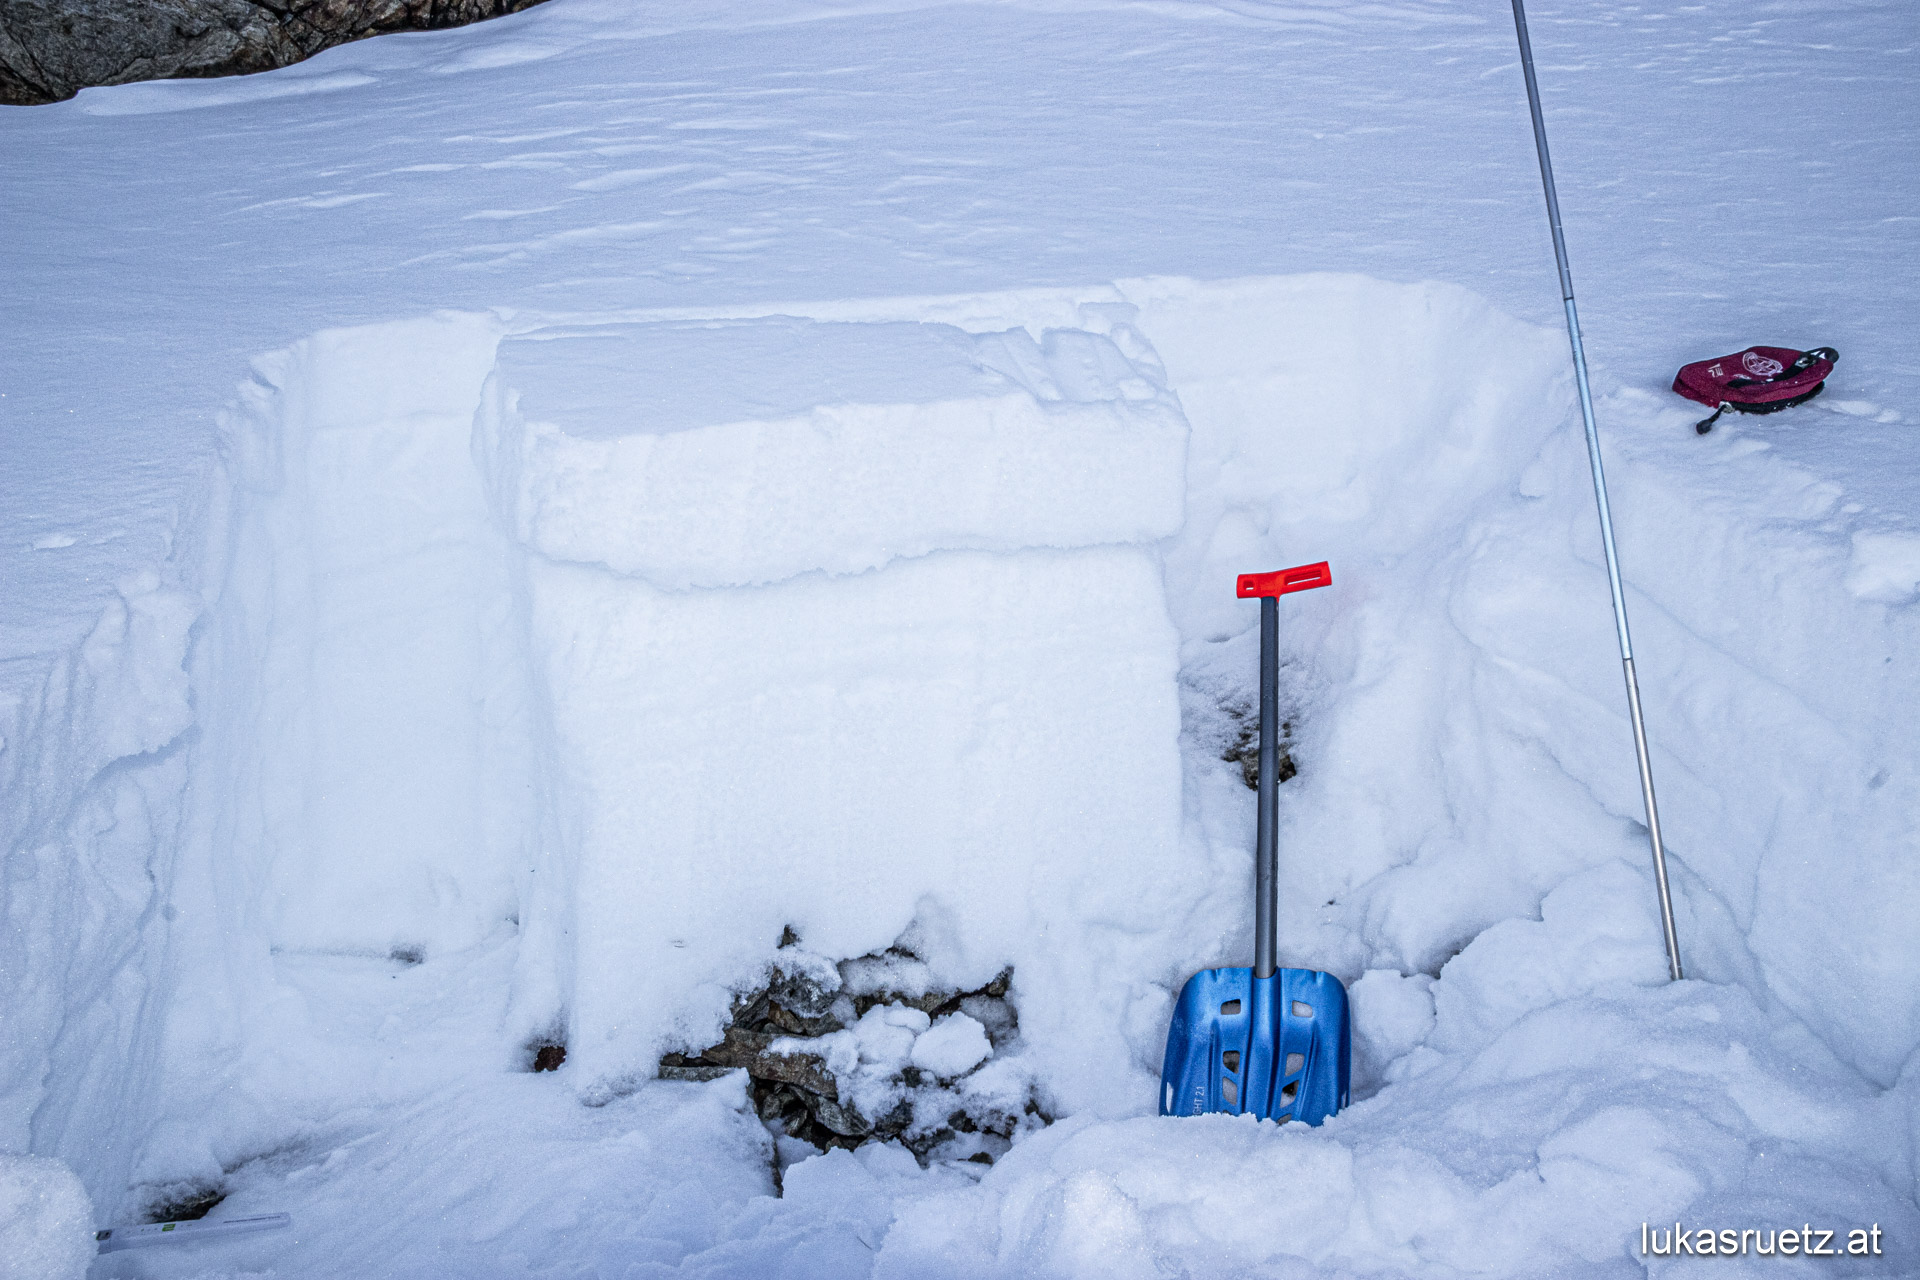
[1349,969,1435,1087]
[1428,863,1672,1057]
[1845,530,1920,603]
[0,1153,94,1280]
[78,570,197,764]
[857,1005,931,1073]
[840,952,935,1006]
[477,317,1187,588]
[910,1013,991,1081]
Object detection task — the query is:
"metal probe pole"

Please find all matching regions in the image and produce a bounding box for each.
[1510,0,1683,981]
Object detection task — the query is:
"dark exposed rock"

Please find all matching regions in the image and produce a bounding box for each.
[958,992,1018,1047]
[697,1027,841,1100]
[1223,714,1296,791]
[142,1182,224,1223]
[1177,647,1305,792]
[660,941,1030,1166]
[766,1001,843,1037]
[0,0,552,105]
[764,947,847,1034]
[521,1021,568,1073]
[806,1093,875,1139]
[657,1056,733,1084]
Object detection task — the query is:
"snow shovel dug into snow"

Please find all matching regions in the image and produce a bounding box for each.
[1160,562,1350,1125]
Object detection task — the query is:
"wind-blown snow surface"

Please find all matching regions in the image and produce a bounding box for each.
[2,1,1916,1277]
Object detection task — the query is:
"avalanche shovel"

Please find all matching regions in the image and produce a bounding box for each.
[1159,561,1350,1124]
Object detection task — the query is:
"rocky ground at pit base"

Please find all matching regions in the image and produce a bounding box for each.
[657,946,1043,1167]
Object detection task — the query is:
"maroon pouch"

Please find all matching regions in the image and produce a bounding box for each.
[1674,345,1837,434]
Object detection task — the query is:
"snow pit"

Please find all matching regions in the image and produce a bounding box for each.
[16,273,1913,1277]
[474,316,1189,1109]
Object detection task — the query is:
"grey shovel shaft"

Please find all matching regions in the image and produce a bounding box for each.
[1255,595,1279,980]
[1511,0,1682,980]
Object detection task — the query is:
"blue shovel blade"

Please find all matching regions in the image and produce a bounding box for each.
[1159,967,1350,1124]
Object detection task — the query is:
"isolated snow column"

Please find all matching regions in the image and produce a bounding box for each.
[476,317,1188,1105]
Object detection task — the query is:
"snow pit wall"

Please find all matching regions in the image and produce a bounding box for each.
[1124,273,1920,1088]
[209,312,530,963]
[163,308,1193,1133]
[101,311,552,1214]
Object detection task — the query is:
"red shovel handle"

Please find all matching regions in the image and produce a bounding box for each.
[1236,561,1332,599]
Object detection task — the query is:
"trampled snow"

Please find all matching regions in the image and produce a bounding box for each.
[1,0,1916,1277]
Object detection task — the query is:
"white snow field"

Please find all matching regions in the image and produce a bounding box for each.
[2,1,1916,1277]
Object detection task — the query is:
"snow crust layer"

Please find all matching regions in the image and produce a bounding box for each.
[479,318,1186,588]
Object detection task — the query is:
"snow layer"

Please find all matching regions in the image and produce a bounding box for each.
[1,0,1916,1277]
[478,318,1185,587]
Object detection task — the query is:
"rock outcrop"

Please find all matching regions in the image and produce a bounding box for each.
[0,0,548,105]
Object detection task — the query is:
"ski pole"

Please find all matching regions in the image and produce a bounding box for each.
[1509,0,1683,981]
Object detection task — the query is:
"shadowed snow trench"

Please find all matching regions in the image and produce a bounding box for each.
[9,276,1916,1278]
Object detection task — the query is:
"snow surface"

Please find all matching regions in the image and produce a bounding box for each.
[1,0,1916,1277]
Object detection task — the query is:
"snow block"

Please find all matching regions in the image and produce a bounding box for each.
[479,317,1186,1105]
[477,317,1187,589]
